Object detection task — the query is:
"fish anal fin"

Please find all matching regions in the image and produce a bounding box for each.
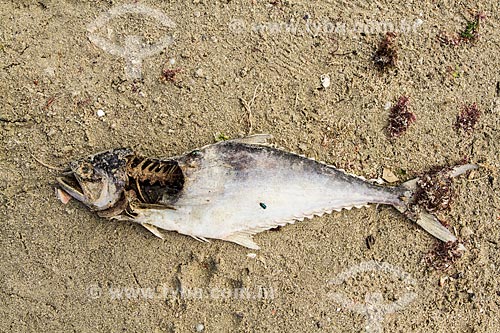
[143,223,165,239]
[190,235,210,243]
[223,205,371,248]
[230,134,273,146]
[223,232,260,250]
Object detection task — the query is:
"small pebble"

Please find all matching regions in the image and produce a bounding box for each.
[461,226,474,238]
[44,67,56,77]
[439,276,447,287]
[169,58,176,65]
[195,323,204,332]
[47,128,56,137]
[320,74,330,88]
[61,145,73,153]
[382,168,399,183]
[96,109,105,117]
[194,68,204,78]
[384,102,392,110]
[467,290,476,302]
[247,253,257,259]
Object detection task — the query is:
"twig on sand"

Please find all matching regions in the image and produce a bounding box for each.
[240,84,263,135]
[32,154,65,171]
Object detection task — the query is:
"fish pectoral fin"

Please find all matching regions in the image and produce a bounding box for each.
[142,223,165,239]
[230,134,273,146]
[223,232,260,250]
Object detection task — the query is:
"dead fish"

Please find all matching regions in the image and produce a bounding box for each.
[56,134,476,250]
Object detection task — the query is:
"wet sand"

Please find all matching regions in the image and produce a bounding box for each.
[1,1,499,332]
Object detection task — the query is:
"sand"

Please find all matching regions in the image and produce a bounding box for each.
[1,0,499,332]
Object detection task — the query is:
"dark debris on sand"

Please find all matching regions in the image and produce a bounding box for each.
[455,103,481,133]
[413,166,455,213]
[161,68,182,83]
[373,32,398,71]
[425,240,464,271]
[387,96,416,138]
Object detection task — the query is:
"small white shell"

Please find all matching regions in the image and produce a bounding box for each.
[414,18,424,28]
[320,74,330,88]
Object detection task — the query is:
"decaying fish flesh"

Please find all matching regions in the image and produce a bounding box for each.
[56,134,477,249]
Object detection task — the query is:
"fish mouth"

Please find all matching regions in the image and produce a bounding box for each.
[56,171,86,202]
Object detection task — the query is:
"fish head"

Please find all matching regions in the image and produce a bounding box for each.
[57,148,133,211]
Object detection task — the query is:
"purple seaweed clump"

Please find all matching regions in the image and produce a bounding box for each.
[455,103,480,133]
[387,96,416,138]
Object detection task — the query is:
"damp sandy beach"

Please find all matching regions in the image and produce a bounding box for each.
[1,1,499,332]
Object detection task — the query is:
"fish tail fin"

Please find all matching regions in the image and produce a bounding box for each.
[394,164,478,250]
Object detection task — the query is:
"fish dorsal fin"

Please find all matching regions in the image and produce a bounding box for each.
[229,134,273,146]
[223,232,260,249]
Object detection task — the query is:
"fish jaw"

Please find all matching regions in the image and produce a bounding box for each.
[56,148,132,211]
[57,172,125,211]
[57,175,87,203]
